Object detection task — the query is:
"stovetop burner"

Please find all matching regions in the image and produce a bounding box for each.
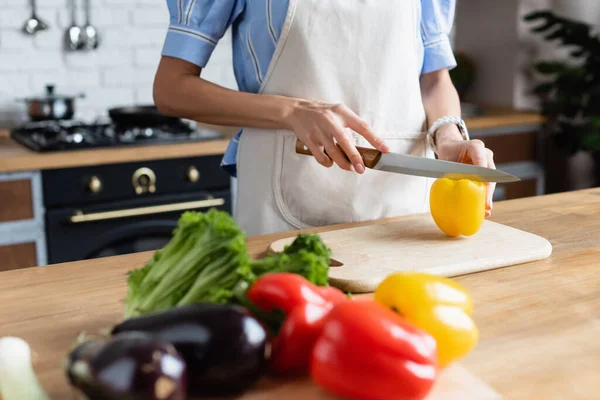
[10,119,224,152]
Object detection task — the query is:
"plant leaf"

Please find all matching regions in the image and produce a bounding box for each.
[533,82,554,96]
[523,10,555,22]
[535,61,567,74]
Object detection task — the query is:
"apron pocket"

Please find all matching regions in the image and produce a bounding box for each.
[273,131,432,229]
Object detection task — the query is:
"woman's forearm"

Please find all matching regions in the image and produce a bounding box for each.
[153,56,298,130]
[419,69,463,144]
[152,56,387,172]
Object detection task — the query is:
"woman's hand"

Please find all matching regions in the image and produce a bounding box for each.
[284,101,389,174]
[435,124,496,217]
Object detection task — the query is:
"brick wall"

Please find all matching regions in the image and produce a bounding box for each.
[0,0,237,128]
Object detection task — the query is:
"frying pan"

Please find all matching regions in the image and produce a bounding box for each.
[108,105,181,126]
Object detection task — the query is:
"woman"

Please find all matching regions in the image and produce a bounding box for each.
[154,0,496,236]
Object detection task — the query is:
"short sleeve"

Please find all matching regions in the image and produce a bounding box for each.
[162,0,245,67]
[420,0,457,74]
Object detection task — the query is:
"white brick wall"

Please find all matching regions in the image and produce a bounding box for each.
[0,0,237,128]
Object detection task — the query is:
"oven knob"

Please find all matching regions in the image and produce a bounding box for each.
[88,176,102,193]
[132,167,156,195]
[187,166,200,183]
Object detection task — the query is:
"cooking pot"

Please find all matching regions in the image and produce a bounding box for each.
[108,105,181,126]
[19,84,85,121]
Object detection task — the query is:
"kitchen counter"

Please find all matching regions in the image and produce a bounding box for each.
[0,130,230,173]
[0,188,598,399]
[0,109,542,173]
[464,107,543,131]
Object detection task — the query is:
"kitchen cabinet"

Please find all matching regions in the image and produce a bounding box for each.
[0,171,47,269]
[0,178,35,222]
[0,128,231,267]
[466,111,545,201]
[0,242,37,272]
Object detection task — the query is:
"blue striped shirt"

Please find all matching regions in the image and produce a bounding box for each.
[162,0,458,177]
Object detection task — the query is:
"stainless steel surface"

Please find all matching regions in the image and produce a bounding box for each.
[65,0,84,51]
[21,0,48,35]
[373,152,520,183]
[82,0,99,49]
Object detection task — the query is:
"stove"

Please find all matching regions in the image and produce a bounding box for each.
[10,119,224,152]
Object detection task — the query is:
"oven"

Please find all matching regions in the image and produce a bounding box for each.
[43,155,231,264]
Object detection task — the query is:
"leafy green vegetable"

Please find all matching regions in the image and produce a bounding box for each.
[123,210,332,319]
[281,233,332,258]
[124,209,250,318]
[238,234,333,334]
[247,234,331,286]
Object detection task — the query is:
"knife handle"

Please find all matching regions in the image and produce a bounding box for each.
[295,139,382,168]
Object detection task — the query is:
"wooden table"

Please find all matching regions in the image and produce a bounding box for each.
[1,189,599,400]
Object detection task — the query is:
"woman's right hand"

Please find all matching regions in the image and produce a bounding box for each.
[284,100,389,174]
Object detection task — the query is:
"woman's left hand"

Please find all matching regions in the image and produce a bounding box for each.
[434,125,496,217]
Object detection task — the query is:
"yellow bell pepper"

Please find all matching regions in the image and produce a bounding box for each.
[374,272,479,367]
[429,177,486,237]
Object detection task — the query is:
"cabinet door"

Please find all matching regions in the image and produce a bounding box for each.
[476,131,538,164]
[0,179,34,223]
[502,179,538,200]
[0,242,37,271]
[494,179,538,201]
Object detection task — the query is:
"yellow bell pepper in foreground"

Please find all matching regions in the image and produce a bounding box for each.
[374,272,479,367]
[430,177,486,237]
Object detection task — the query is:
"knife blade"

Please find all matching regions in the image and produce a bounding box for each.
[295,139,520,183]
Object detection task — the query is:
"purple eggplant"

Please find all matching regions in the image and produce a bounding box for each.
[111,303,270,397]
[66,332,187,400]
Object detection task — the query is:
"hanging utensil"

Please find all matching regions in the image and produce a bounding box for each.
[22,0,49,35]
[64,0,84,51]
[82,0,99,49]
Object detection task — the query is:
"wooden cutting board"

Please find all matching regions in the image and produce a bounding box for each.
[269,214,552,293]
[237,363,501,400]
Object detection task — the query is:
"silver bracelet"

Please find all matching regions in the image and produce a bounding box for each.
[426,116,470,153]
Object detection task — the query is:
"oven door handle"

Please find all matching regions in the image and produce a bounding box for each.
[69,198,226,224]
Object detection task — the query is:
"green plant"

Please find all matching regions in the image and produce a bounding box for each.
[449,52,476,98]
[524,10,600,154]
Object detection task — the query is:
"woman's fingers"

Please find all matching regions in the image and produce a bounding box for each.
[457,140,496,217]
[335,104,389,153]
[291,102,387,173]
[323,138,353,171]
[463,140,487,166]
[335,130,366,174]
[305,138,333,168]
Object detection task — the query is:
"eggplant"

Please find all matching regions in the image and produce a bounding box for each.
[65,332,187,400]
[111,304,270,397]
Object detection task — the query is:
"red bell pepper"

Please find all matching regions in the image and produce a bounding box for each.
[246,273,347,376]
[311,299,439,400]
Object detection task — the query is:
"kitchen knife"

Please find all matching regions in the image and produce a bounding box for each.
[295,139,520,183]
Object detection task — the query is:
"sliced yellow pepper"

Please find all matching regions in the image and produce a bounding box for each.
[374,272,479,367]
[429,177,486,237]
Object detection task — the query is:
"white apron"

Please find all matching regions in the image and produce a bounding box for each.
[235,0,434,236]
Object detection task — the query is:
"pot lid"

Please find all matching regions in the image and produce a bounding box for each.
[24,85,83,101]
